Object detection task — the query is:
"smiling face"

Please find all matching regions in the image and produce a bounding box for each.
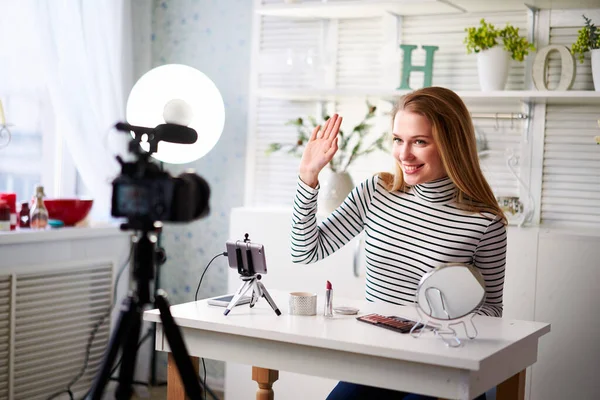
[392,110,447,186]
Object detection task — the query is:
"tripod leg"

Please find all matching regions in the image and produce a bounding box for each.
[85,296,138,400]
[256,281,281,316]
[155,290,204,399]
[115,303,143,400]
[249,279,260,308]
[224,279,253,316]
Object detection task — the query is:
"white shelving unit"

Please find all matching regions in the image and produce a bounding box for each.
[255,0,591,19]
[255,0,464,19]
[256,87,600,104]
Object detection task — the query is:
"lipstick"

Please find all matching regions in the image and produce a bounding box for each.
[324,280,333,318]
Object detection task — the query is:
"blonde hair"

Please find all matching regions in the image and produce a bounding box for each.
[379,86,507,224]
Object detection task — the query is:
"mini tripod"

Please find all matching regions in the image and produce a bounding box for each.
[85,222,203,399]
[224,234,281,316]
[225,274,281,316]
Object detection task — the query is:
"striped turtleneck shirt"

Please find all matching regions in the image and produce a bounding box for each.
[291,175,506,317]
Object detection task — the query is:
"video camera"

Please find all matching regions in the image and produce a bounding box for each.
[111,122,210,226]
[87,120,210,399]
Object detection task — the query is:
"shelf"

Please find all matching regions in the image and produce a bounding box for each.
[0,224,125,245]
[255,0,464,19]
[256,88,600,105]
[255,0,594,19]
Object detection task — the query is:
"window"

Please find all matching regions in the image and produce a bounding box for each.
[0,92,76,206]
[0,4,77,207]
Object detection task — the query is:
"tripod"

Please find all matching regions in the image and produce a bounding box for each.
[225,274,281,316]
[85,222,203,400]
[224,235,280,316]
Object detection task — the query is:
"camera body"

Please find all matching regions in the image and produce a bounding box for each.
[111,122,210,225]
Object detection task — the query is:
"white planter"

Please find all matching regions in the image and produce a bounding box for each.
[477,47,511,91]
[591,49,600,92]
[318,171,354,214]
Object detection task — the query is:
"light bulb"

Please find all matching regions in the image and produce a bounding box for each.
[163,98,194,126]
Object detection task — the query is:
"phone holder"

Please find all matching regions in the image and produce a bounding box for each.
[224,234,281,316]
[235,234,258,277]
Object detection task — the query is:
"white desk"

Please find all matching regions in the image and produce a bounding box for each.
[144,290,550,400]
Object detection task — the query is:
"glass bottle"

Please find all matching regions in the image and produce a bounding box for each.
[30,185,49,229]
[19,202,31,228]
[0,201,10,231]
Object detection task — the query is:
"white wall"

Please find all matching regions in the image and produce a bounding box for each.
[531,230,600,400]
[139,0,254,387]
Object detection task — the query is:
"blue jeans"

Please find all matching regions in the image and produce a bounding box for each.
[326,381,488,400]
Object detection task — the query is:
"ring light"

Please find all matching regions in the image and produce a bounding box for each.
[126,64,225,164]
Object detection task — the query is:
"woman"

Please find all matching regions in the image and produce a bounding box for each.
[290,87,506,400]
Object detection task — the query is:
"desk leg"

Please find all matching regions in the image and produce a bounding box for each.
[496,369,526,400]
[437,369,526,400]
[252,366,279,400]
[167,353,200,400]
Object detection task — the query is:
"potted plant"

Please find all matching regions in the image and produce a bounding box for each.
[464,19,535,91]
[571,15,600,91]
[266,101,388,212]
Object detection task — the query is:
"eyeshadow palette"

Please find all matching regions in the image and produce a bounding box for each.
[356,313,424,334]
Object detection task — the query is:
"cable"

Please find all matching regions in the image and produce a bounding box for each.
[78,328,154,399]
[45,246,133,400]
[108,329,153,377]
[108,377,150,386]
[114,330,212,399]
[195,252,227,302]
[194,251,227,399]
[202,358,207,400]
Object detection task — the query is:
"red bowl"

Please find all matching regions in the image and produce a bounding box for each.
[44,199,93,226]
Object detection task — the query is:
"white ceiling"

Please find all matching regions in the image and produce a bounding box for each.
[448,0,600,13]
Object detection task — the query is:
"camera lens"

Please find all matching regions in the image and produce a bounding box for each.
[172,173,210,222]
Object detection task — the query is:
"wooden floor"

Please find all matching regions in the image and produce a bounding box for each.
[102,382,224,400]
[146,385,224,399]
[146,385,223,400]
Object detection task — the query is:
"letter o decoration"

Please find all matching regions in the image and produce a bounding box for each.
[532,45,576,91]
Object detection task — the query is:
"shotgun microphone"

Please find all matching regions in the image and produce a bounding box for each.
[115,122,198,145]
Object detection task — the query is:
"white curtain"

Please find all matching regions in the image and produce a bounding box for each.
[0,2,45,93]
[34,0,134,220]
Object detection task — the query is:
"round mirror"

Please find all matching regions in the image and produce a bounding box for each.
[416,263,486,320]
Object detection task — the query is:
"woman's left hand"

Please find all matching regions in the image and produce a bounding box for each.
[298,114,343,188]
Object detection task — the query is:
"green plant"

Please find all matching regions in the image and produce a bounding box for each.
[571,15,600,63]
[266,101,388,173]
[464,18,535,62]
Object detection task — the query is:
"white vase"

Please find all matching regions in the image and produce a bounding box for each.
[318,171,354,214]
[477,47,511,91]
[591,49,600,92]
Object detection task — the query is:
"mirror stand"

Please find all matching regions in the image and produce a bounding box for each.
[410,284,482,348]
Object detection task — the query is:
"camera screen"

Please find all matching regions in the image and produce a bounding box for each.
[117,184,150,216]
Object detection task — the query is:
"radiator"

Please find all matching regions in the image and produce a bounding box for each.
[0,261,114,400]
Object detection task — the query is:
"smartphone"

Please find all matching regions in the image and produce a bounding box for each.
[226,240,268,275]
[207,294,252,307]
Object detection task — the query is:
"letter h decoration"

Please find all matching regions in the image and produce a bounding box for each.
[398,44,439,90]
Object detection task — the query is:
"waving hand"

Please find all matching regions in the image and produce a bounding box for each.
[299,114,343,188]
